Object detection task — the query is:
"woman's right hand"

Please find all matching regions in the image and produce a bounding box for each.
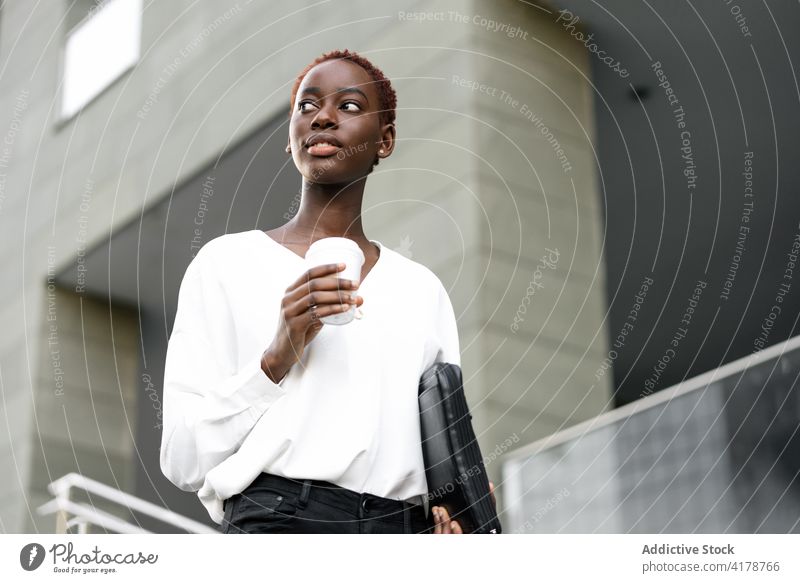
[261,263,363,382]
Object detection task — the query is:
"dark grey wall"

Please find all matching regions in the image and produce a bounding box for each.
[556,0,800,405]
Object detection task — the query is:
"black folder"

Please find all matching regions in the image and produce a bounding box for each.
[418,362,502,534]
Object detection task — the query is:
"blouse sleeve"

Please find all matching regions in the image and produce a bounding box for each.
[159,248,287,492]
[432,280,462,367]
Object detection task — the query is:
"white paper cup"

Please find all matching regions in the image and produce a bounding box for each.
[305,237,364,325]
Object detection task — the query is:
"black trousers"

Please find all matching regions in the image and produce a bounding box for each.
[220,472,435,534]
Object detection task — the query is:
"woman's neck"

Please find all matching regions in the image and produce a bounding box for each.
[287,178,369,240]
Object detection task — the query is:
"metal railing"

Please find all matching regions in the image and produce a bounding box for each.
[37,472,218,534]
[500,333,800,533]
[503,332,800,462]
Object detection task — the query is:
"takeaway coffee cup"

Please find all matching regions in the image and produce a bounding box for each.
[305,237,364,325]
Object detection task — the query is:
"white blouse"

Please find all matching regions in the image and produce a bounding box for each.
[160,229,461,525]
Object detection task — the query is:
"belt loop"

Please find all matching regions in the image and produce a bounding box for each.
[403,501,411,534]
[358,493,366,520]
[298,480,312,509]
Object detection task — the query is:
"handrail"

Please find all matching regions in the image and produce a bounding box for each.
[37,472,218,534]
[502,332,800,461]
[37,498,151,534]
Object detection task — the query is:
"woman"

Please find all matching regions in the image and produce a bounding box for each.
[160,49,494,534]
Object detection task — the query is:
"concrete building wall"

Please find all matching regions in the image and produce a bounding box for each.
[0,0,610,531]
[363,2,614,515]
[26,289,140,533]
[468,0,613,453]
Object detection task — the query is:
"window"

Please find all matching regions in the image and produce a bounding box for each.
[60,0,142,120]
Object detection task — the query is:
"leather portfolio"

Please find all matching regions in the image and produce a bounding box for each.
[418,361,502,534]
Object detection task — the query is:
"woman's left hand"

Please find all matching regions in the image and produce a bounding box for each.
[432,481,496,534]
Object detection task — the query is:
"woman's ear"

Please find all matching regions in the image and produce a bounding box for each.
[377,123,396,158]
[285,143,291,153]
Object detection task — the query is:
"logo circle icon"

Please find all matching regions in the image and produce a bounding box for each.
[20,543,46,571]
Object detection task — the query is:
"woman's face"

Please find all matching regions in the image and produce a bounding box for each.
[288,59,393,184]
